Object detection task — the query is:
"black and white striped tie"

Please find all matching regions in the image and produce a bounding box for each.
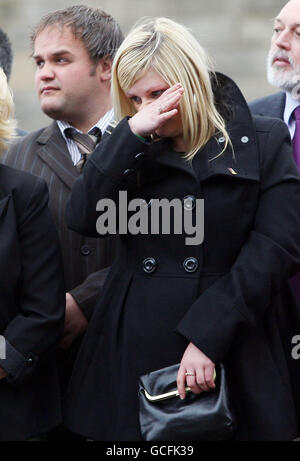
[65,127,102,172]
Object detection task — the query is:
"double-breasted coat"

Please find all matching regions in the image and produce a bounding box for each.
[64,74,300,441]
[0,164,65,440]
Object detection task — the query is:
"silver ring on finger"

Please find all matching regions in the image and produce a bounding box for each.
[185,372,195,376]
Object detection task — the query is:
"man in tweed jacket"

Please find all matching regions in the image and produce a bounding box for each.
[3,6,123,356]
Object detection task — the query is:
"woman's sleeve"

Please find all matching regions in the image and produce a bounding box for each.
[0,178,65,383]
[175,119,300,363]
[66,118,151,237]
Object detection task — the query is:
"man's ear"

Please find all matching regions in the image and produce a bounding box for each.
[97,56,113,82]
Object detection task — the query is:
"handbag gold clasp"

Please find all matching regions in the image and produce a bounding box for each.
[144,387,192,402]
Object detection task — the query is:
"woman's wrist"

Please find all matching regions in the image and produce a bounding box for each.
[134,133,147,142]
[128,118,150,139]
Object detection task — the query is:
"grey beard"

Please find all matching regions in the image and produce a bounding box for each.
[267,50,300,94]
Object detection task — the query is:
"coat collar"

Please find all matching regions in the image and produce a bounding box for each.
[154,73,260,183]
[36,121,79,189]
[0,195,10,219]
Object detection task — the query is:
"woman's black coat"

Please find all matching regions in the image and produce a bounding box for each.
[0,164,65,440]
[64,74,300,441]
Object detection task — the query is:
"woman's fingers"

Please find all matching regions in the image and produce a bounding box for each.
[161,83,183,97]
[186,373,203,394]
[204,366,216,390]
[178,343,216,398]
[195,368,210,392]
[158,86,184,114]
[128,83,183,137]
[158,109,178,122]
[177,367,216,400]
[177,365,187,400]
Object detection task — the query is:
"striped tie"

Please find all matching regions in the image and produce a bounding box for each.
[65,127,102,172]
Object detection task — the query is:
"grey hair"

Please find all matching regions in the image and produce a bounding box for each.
[30,5,124,62]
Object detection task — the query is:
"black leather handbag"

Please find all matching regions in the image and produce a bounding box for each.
[138,363,236,441]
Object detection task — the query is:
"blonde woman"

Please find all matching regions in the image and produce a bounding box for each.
[0,68,65,440]
[65,19,300,441]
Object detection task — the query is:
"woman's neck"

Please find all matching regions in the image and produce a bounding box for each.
[172,135,187,153]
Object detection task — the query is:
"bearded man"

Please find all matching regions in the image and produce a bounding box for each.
[250,0,300,167]
[250,0,300,303]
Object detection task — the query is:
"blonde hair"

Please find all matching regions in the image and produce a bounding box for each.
[112,17,230,160]
[0,68,16,154]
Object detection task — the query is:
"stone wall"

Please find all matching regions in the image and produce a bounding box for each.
[0,0,286,131]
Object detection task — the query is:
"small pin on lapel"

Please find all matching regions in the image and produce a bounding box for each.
[228,168,238,175]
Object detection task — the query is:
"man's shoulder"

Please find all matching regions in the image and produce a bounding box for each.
[251,114,288,134]
[249,92,285,119]
[0,163,47,205]
[2,122,60,165]
[16,128,28,137]
[11,123,57,148]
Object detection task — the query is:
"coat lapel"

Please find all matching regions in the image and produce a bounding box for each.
[193,125,260,183]
[152,132,259,185]
[0,196,10,219]
[194,72,260,183]
[36,122,79,189]
[155,73,260,184]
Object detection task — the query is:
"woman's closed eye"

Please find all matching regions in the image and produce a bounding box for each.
[129,96,142,104]
[151,90,165,98]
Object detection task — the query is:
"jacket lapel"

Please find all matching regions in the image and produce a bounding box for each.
[269,92,286,119]
[256,92,286,119]
[36,122,79,189]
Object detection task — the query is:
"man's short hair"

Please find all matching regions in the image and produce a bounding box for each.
[30,5,124,63]
[0,29,13,81]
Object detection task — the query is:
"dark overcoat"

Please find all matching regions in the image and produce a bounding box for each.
[0,164,65,440]
[64,74,300,441]
[3,122,116,320]
[2,122,117,391]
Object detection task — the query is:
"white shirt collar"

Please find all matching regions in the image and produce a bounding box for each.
[57,108,114,141]
[55,109,114,166]
[284,92,299,126]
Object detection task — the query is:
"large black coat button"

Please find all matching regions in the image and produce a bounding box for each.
[183,257,198,273]
[123,169,135,177]
[143,257,157,274]
[26,357,34,367]
[81,245,91,256]
[183,195,196,211]
[135,152,145,161]
[241,136,249,144]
